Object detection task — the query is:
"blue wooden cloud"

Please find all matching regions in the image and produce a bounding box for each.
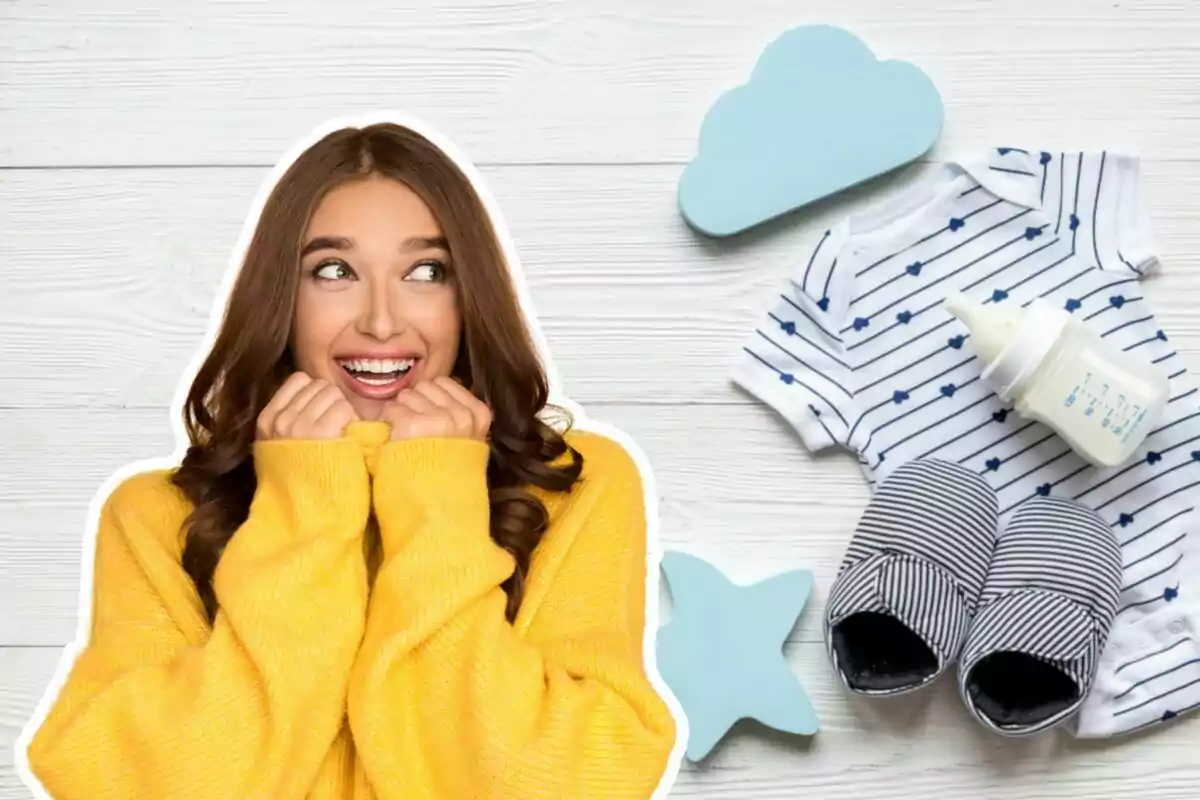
[678,24,944,237]
[655,550,819,762]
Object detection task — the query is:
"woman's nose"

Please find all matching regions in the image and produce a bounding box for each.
[356,286,404,341]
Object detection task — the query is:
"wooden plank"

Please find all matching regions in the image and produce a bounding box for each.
[1,645,1197,799]
[2,0,1199,166]
[3,163,1200,409]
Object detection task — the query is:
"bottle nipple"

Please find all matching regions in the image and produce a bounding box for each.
[943,292,1023,364]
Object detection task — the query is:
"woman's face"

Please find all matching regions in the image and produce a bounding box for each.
[291,174,462,421]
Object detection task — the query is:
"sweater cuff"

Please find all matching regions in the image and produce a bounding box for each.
[372,437,493,552]
[249,437,372,532]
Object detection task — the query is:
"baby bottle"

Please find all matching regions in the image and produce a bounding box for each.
[944,293,1170,468]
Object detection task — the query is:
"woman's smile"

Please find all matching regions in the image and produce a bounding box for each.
[334,353,423,401]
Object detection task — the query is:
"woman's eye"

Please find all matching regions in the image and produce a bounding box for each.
[406,261,447,282]
[312,261,352,281]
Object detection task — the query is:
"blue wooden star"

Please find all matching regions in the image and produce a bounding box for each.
[655,550,819,761]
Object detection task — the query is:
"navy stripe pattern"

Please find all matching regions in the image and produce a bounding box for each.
[733,146,1199,737]
[958,497,1122,735]
[825,460,998,695]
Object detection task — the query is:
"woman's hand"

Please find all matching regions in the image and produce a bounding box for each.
[256,372,360,441]
[380,377,492,443]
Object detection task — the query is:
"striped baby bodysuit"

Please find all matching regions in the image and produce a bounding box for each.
[731,147,1200,738]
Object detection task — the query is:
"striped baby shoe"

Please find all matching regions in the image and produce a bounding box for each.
[957,496,1122,735]
[825,460,999,695]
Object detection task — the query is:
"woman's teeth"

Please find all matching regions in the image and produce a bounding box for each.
[338,358,414,385]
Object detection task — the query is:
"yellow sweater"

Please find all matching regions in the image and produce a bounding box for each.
[25,421,678,799]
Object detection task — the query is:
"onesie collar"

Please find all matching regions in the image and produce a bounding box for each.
[954,149,1045,210]
[841,149,1044,260]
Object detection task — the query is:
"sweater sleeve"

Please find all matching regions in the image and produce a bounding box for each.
[347,436,678,800]
[25,439,373,800]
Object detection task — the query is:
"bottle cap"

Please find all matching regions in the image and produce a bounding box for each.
[982,299,1070,401]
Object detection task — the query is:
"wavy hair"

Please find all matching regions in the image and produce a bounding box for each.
[170,122,583,623]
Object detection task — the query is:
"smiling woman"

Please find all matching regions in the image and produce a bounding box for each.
[178,122,576,625]
[20,120,679,800]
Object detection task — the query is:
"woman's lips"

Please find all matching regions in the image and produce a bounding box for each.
[335,359,420,401]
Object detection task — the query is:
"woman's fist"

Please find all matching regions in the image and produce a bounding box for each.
[256,372,359,441]
[379,377,492,443]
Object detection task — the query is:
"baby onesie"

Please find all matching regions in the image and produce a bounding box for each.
[731,147,1200,738]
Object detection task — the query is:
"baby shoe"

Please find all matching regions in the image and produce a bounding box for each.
[825,460,999,695]
[957,496,1122,735]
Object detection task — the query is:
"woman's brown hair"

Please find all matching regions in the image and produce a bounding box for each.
[170,122,583,623]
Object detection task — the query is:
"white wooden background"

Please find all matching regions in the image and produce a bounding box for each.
[3,1,1199,797]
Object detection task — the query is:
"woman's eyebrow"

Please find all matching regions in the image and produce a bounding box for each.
[301,235,448,257]
[300,235,354,257]
[402,235,449,252]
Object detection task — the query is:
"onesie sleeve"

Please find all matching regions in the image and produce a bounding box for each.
[974,148,1160,279]
[729,225,858,453]
[1064,150,1159,278]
